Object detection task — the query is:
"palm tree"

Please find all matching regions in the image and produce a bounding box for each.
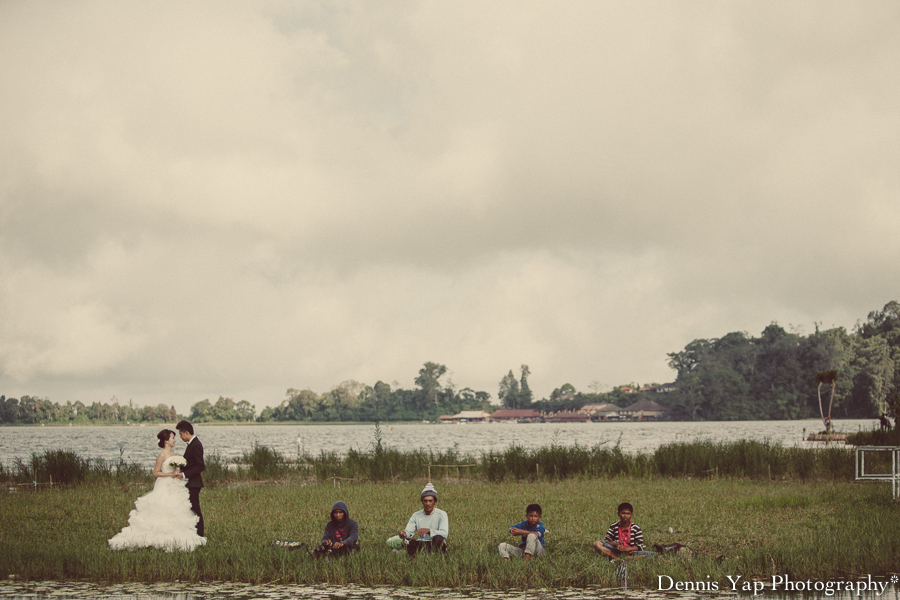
[815,370,839,433]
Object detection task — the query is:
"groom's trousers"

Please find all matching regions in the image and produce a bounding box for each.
[188,487,204,536]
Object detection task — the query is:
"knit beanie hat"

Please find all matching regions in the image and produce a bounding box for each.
[420,482,437,500]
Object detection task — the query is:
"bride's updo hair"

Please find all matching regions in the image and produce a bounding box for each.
[157,429,176,448]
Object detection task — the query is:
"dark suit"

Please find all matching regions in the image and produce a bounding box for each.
[183,436,205,536]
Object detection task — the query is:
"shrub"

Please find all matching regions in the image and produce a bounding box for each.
[204,451,230,483]
[34,449,88,485]
[242,443,285,480]
[480,450,505,482]
[788,447,816,480]
[307,450,344,482]
[846,427,900,447]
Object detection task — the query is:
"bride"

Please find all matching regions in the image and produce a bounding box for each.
[108,429,207,552]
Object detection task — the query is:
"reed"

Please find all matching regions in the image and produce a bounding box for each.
[0,437,860,487]
[203,451,230,482]
[86,456,148,484]
[846,427,900,447]
[5,449,90,485]
[652,440,854,480]
[238,443,289,480]
[1,478,896,587]
[2,449,151,488]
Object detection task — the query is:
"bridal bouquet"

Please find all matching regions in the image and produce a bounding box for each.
[166,456,187,468]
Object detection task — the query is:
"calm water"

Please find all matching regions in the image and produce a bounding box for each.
[0,418,877,469]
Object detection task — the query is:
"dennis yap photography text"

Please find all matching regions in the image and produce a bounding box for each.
[658,574,895,596]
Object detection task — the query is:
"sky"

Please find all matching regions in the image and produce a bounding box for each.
[1,2,899,415]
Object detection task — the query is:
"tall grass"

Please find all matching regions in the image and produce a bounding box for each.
[653,439,854,480]
[203,451,230,482]
[301,437,853,483]
[238,443,288,480]
[2,449,148,487]
[1,479,896,586]
[0,424,889,588]
[478,442,653,482]
[1,437,858,487]
[846,426,900,447]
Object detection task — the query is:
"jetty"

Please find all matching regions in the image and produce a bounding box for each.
[806,432,848,442]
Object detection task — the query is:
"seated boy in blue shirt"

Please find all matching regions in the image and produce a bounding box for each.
[593,502,656,560]
[498,503,546,562]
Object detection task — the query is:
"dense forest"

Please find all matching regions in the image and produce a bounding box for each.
[663,301,899,420]
[2,301,898,424]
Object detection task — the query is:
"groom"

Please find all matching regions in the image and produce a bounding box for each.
[176,419,205,536]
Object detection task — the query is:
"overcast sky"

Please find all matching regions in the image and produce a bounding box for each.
[1,2,898,414]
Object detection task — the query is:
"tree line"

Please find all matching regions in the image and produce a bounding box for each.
[2,301,898,425]
[661,301,900,421]
[0,395,177,425]
[252,362,492,423]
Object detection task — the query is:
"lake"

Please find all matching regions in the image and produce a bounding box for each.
[0,418,877,469]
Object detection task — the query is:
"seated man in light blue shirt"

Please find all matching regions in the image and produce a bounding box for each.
[398,482,448,555]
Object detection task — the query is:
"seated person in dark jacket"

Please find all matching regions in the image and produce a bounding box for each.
[313,501,360,556]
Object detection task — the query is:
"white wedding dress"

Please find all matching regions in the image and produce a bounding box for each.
[108,456,207,552]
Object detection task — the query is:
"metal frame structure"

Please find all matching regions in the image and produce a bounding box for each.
[854,446,900,500]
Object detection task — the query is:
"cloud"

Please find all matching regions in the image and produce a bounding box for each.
[1,2,898,412]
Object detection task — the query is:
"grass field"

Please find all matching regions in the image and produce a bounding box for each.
[1,478,897,588]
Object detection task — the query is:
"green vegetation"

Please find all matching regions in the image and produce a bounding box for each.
[3,449,151,488]
[846,427,900,447]
[243,443,290,480]
[0,395,181,426]
[2,435,892,587]
[846,392,900,446]
[1,439,859,488]
[663,301,900,421]
[1,478,896,587]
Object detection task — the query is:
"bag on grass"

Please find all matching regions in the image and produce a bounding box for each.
[272,540,304,550]
[653,542,695,557]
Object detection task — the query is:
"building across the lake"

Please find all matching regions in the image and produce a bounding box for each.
[438,410,492,423]
[617,399,669,421]
[643,383,676,394]
[578,403,622,420]
[488,409,543,423]
[545,411,590,423]
[440,401,669,424]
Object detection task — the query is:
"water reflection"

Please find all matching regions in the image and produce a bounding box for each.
[0,581,897,600]
[759,591,898,600]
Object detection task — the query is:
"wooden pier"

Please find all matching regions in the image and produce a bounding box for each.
[806,432,848,442]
